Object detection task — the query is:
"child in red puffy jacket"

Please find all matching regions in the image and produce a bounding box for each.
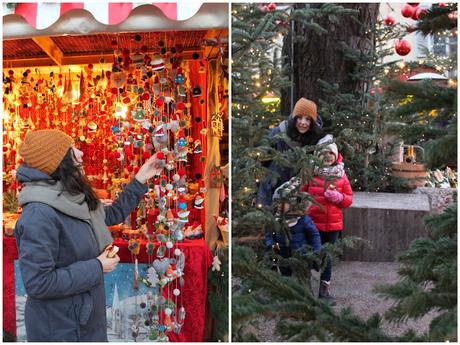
[300,141,352,305]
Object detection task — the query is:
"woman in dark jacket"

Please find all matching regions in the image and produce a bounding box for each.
[14,129,162,342]
[256,97,331,207]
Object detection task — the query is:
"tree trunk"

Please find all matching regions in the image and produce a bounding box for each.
[281,3,380,114]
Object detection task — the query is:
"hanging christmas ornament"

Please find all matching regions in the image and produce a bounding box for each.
[395,39,411,56]
[370,87,383,96]
[192,87,202,98]
[79,70,86,102]
[198,62,206,74]
[193,139,202,154]
[87,121,98,132]
[267,3,277,11]
[384,15,396,26]
[131,52,144,68]
[194,194,204,209]
[175,74,185,84]
[411,7,425,20]
[177,210,190,224]
[155,122,165,137]
[111,71,127,89]
[151,56,165,71]
[401,4,416,18]
[177,86,186,97]
[62,71,75,104]
[131,104,146,122]
[211,255,221,271]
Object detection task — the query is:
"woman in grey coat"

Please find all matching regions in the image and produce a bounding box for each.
[14,129,162,341]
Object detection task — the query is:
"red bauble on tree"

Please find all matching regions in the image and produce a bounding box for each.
[370,87,384,96]
[384,15,396,26]
[267,3,277,11]
[401,4,417,18]
[412,7,425,20]
[395,39,411,56]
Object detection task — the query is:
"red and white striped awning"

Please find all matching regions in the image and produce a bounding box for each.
[3,2,203,29]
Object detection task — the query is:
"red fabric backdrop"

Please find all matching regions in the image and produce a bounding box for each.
[3,236,212,342]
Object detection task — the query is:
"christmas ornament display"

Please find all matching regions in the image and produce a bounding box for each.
[2,33,216,342]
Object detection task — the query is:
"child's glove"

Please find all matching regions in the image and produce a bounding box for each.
[324,189,344,203]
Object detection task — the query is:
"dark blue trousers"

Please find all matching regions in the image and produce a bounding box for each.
[319,230,340,281]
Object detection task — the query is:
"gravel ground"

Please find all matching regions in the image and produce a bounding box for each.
[250,261,437,342]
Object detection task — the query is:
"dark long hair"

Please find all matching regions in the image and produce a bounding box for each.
[50,148,100,211]
[286,116,325,146]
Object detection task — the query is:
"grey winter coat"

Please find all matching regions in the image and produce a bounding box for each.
[14,165,147,342]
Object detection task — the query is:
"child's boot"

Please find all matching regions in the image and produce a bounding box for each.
[319,280,336,306]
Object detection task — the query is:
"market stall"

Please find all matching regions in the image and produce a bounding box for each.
[3,2,228,342]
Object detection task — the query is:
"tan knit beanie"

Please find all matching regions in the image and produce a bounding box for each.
[19,129,74,175]
[293,98,317,122]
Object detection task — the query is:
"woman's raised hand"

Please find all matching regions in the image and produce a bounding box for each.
[135,153,164,183]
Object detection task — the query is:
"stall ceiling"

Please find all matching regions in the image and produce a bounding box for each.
[3,29,227,68]
[3,39,46,59]
[51,31,207,56]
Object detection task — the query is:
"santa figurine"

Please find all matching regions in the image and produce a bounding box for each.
[193,139,202,154]
[194,193,204,209]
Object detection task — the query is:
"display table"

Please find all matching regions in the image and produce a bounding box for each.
[3,236,212,342]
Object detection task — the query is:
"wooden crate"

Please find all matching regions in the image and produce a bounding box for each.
[342,192,430,262]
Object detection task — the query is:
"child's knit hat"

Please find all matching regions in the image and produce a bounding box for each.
[272,177,302,202]
[19,129,74,175]
[316,135,338,159]
[318,142,338,160]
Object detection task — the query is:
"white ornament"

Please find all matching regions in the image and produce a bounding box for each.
[174,248,181,256]
[173,289,180,296]
[211,255,222,271]
[173,174,180,181]
[166,241,173,249]
[166,183,173,191]
[164,307,172,316]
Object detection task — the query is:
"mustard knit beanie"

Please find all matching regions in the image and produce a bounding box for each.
[293,98,317,122]
[19,129,74,175]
